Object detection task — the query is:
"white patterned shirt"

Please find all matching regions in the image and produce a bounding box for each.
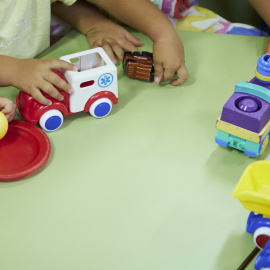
[0,0,76,59]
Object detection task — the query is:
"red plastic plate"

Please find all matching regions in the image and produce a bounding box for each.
[0,120,51,181]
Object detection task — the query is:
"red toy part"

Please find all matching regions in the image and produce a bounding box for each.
[16,70,70,125]
[84,91,118,112]
[16,91,69,124]
[0,120,51,181]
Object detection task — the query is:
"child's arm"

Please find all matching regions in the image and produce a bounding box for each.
[86,0,189,85]
[0,55,78,105]
[248,0,270,53]
[0,97,16,122]
[51,1,143,64]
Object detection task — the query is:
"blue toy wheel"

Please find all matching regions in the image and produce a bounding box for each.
[89,98,112,118]
[39,109,64,131]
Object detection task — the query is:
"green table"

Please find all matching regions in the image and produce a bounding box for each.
[0,29,268,270]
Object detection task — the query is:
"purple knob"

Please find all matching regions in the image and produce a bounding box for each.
[237,98,259,112]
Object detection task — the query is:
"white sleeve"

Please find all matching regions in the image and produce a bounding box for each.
[50,0,77,6]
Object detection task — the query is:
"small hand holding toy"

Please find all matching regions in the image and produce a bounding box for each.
[0,97,16,140]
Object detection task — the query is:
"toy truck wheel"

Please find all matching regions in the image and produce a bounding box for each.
[253,227,270,249]
[39,109,64,132]
[89,98,112,118]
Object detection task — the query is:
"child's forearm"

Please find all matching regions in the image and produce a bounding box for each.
[51,1,111,35]
[0,55,19,87]
[248,0,270,27]
[87,0,176,41]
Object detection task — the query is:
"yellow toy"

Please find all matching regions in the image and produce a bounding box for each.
[233,161,270,269]
[0,111,8,140]
[233,161,270,218]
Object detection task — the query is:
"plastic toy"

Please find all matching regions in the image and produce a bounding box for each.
[123,51,154,81]
[0,111,8,139]
[17,48,118,132]
[233,161,270,269]
[0,120,51,181]
[254,240,270,270]
[255,54,270,84]
[215,54,270,157]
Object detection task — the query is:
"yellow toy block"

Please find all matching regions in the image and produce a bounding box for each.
[216,117,270,144]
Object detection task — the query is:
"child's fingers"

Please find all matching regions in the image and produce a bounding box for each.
[45,71,74,95]
[163,67,176,82]
[101,42,118,64]
[9,104,17,121]
[39,81,65,102]
[1,110,11,122]
[91,40,102,49]
[4,110,15,122]
[3,102,17,116]
[0,98,13,109]
[154,62,164,83]
[0,100,16,122]
[120,39,140,53]
[46,59,78,71]
[107,39,140,63]
[5,114,12,122]
[171,66,189,86]
[110,42,125,63]
[1,107,11,116]
[125,32,143,47]
[30,88,52,106]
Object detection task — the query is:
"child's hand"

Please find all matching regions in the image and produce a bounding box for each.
[0,97,17,122]
[86,19,143,64]
[13,59,78,105]
[153,33,189,85]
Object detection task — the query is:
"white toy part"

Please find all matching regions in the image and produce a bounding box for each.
[60,48,118,113]
[253,227,270,249]
[89,98,112,118]
[39,109,64,132]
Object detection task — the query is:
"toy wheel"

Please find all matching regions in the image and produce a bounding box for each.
[142,51,152,57]
[254,227,270,249]
[133,51,141,56]
[89,98,112,118]
[39,109,63,132]
[123,51,132,58]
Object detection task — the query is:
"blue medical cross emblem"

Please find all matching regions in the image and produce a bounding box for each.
[98,73,113,88]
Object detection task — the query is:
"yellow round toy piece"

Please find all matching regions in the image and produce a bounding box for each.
[0,111,8,140]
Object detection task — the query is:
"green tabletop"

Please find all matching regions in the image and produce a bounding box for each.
[0,29,269,270]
